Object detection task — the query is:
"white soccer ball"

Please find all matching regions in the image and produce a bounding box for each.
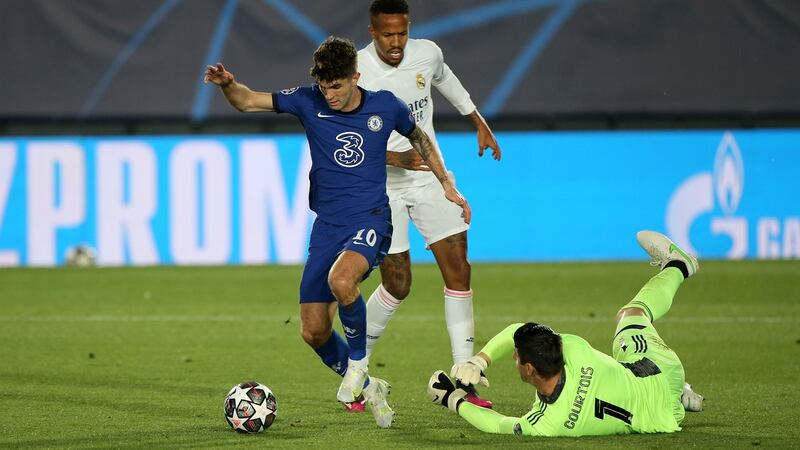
[65,245,97,267]
[224,381,277,433]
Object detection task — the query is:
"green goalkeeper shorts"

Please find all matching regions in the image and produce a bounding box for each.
[612,314,685,423]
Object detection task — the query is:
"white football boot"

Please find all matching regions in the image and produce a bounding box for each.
[681,382,704,412]
[337,358,368,403]
[636,231,699,277]
[363,377,394,428]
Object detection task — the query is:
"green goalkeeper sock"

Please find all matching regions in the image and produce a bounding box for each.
[621,267,684,322]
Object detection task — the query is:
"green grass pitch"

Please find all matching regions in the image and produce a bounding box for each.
[1,260,798,449]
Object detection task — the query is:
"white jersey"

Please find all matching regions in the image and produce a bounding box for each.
[358,39,476,189]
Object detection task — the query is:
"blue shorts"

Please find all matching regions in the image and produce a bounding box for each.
[299,213,392,303]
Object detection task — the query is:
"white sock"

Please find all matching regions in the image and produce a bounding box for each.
[366,284,402,357]
[444,287,475,364]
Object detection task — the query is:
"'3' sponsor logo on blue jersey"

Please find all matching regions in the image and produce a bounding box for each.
[334,132,365,168]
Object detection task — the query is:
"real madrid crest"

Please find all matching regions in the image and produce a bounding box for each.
[367,115,383,132]
[416,73,426,90]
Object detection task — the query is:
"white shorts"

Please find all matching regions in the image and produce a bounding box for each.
[387,179,470,254]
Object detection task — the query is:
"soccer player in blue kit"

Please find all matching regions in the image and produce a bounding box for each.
[204,36,471,428]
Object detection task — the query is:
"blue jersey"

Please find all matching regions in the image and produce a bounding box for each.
[272,85,415,225]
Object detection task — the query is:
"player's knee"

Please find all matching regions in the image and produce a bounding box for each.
[327,273,354,301]
[616,307,649,323]
[300,327,330,348]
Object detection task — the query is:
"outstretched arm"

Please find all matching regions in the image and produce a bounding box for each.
[458,402,522,434]
[204,62,274,112]
[406,126,471,224]
[427,370,540,436]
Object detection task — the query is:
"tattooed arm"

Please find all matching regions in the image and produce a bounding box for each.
[407,125,472,224]
[406,126,449,184]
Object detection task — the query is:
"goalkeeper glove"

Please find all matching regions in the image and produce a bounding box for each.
[427,370,468,413]
[451,354,490,387]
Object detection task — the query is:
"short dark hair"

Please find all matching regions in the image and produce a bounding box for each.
[513,322,564,378]
[369,0,409,18]
[309,36,357,82]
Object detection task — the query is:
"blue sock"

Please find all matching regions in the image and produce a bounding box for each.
[339,296,367,361]
[313,331,349,376]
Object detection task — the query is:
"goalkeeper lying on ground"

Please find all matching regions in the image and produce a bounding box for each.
[427,231,704,436]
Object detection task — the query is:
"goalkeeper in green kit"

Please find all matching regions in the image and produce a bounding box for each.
[427,231,705,436]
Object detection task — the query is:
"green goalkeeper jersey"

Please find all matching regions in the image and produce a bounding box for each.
[459,323,681,437]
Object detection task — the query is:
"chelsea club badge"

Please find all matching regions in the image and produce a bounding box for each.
[367,115,383,132]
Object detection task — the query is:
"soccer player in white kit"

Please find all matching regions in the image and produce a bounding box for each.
[358,0,501,408]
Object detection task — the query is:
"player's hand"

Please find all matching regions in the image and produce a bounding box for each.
[442,181,471,225]
[204,62,234,87]
[477,123,501,161]
[451,354,490,388]
[386,150,431,171]
[427,370,468,413]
